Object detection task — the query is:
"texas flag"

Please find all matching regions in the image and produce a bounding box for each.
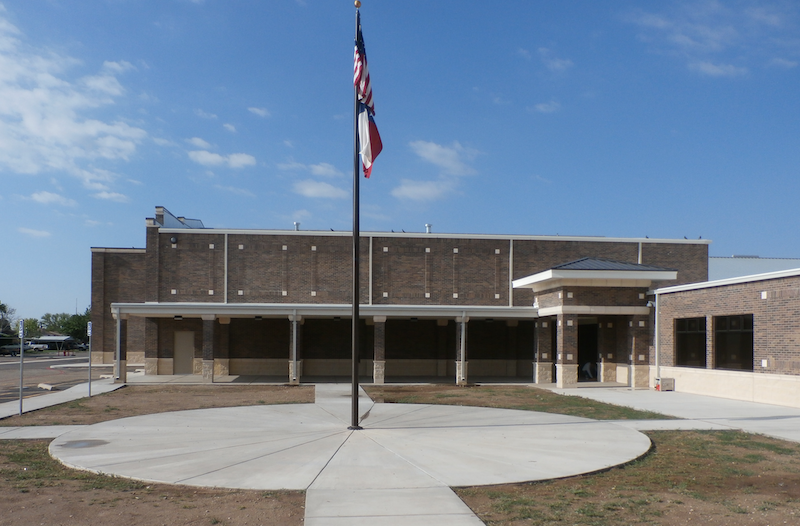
[353,11,382,178]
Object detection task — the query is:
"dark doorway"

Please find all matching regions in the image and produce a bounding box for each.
[578,322,599,381]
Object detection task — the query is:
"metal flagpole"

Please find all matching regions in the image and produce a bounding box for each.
[350,1,363,431]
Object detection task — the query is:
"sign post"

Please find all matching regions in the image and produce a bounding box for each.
[87,321,93,397]
[18,320,24,416]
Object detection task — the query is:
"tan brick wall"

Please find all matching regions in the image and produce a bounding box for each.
[658,275,800,375]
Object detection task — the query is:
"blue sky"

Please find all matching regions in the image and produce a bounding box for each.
[1,0,799,319]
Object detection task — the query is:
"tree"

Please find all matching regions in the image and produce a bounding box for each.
[62,308,91,342]
[24,319,42,338]
[0,301,17,336]
[40,312,72,334]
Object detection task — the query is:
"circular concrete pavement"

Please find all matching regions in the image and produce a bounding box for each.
[50,401,652,490]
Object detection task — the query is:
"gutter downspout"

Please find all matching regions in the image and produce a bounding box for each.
[224,233,229,304]
[654,291,660,382]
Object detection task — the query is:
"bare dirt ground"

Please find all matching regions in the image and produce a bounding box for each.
[2,383,800,525]
[0,384,314,426]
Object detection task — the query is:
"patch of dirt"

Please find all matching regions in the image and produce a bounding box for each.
[0,384,314,426]
[364,383,670,420]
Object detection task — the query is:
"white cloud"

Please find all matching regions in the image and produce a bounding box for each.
[517,48,532,60]
[768,57,798,69]
[81,74,125,96]
[227,153,256,168]
[102,60,135,74]
[391,179,455,201]
[409,140,478,176]
[214,184,256,197]
[223,123,236,132]
[188,150,226,166]
[531,101,561,113]
[293,180,348,199]
[278,160,343,177]
[152,137,174,147]
[188,150,256,168]
[689,61,747,77]
[538,48,574,72]
[92,191,128,202]
[187,137,212,149]
[309,163,342,177]
[194,109,217,119]
[277,161,305,171]
[0,12,146,193]
[29,191,77,206]
[248,107,270,117]
[623,4,795,77]
[18,227,51,238]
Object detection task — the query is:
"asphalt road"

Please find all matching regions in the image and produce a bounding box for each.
[0,351,110,404]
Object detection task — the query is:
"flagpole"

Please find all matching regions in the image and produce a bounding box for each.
[349,0,363,431]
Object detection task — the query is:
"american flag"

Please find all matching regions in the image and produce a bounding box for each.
[353,10,382,178]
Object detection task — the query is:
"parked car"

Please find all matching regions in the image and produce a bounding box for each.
[0,344,35,356]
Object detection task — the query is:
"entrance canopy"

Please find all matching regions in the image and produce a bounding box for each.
[513,257,677,292]
[512,258,677,317]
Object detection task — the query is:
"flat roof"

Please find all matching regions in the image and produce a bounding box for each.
[655,267,800,294]
[155,228,711,245]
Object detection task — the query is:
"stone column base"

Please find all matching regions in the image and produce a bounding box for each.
[373,360,385,384]
[288,360,303,385]
[555,363,578,388]
[202,360,214,382]
[456,361,468,386]
[115,360,127,384]
[534,362,553,383]
[144,358,158,376]
[214,358,230,377]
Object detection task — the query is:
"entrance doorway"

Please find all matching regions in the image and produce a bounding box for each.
[578,320,598,382]
[174,331,195,374]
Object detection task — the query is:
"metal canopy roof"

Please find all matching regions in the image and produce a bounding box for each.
[551,257,674,273]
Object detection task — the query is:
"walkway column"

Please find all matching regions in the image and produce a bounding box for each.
[201,315,215,382]
[555,314,578,388]
[144,318,158,375]
[597,318,616,383]
[216,317,230,376]
[456,314,468,385]
[288,313,303,385]
[114,312,128,384]
[629,315,650,389]
[534,319,553,383]
[372,316,386,384]
[437,319,449,377]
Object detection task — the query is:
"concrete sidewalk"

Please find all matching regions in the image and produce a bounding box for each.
[0,378,123,421]
[49,384,651,526]
[548,385,800,443]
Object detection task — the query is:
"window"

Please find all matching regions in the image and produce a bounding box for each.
[714,314,754,371]
[675,317,706,367]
